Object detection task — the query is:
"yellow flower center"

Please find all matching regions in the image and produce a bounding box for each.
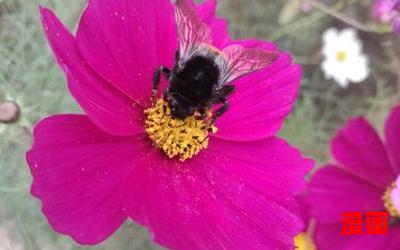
[336,50,347,62]
[144,99,217,162]
[294,233,316,250]
[383,180,400,218]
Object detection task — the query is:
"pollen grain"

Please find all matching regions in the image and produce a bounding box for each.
[144,99,217,161]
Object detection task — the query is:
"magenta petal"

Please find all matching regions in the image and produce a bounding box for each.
[40,7,144,136]
[122,137,313,250]
[26,115,150,244]
[308,165,384,224]
[76,0,177,106]
[76,0,232,106]
[348,226,400,250]
[331,117,396,188]
[314,223,400,250]
[313,223,353,250]
[214,43,301,141]
[387,225,400,249]
[385,105,400,173]
[197,0,231,48]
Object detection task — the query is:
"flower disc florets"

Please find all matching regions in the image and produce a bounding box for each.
[144,99,217,161]
[383,180,400,218]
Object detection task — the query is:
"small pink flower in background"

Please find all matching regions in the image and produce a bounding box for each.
[372,0,400,35]
[307,105,400,250]
[372,0,399,22]
[26,0,313,249]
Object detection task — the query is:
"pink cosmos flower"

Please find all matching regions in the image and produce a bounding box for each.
[307,105,400,250]
[26,0,313,249]
[372,0,400,35]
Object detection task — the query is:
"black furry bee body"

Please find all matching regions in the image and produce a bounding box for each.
[154,52,234,120]
[167,53,225,119]
[152,0,277,121]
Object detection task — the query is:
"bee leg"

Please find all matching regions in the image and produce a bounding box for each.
[211,102,229,124]
[209,85,235,106]
[153,67,171,103]
[197,108,208,120]
[219,85,235,99]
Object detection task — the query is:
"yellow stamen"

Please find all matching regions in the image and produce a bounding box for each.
[144,99,217,161]
[383,181,400,218]
[294,233,316,250]
[336,51,347,62]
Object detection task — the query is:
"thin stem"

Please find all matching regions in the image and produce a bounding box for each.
[269,0,350,40]
[305,0,387,33]
[269,10,324,41]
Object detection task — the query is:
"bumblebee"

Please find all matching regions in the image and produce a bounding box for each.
[152,0,278,121]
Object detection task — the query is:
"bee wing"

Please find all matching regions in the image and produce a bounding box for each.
[218,44,278,84]
[174,0,212,64]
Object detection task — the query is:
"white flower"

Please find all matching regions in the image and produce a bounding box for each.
[321,28,369,88]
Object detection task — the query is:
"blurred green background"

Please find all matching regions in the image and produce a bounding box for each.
[0,0,398,249]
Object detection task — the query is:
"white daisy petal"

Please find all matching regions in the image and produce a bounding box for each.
[322,59,336,79]
[346,55,370,83]
[322,28,339,57]
[339,28,357,41]
[322,28,339,44]
[337,77,350,88]
[339,28,362,56]
[323,59,350,87]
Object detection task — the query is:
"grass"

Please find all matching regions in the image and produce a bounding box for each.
[0,0,398,249]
